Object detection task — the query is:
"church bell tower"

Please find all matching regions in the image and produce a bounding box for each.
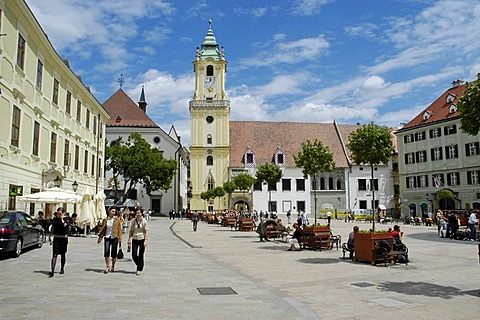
[189,20,230,211]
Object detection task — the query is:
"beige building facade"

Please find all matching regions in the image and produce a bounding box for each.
[0,0,109,217]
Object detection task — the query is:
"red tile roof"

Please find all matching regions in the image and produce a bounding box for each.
[103,89,158,128]
[403,80,477,129]
[229,121,361,168]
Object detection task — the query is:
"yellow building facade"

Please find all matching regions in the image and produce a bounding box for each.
[0,0,109,217]
[189,21,230,211]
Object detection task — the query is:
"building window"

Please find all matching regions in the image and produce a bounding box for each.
[33,121,40,156]
[406,177,416,189]
[93,116,98,136]
[404,135,413,143]
[207,134,212,144]
[36,59,43,90]
[445,145,458,159]
[253,181,262,191]
[370,179,379,190]
[51,78,60,105]
[296,201,305,212]
[405,153,415,164]
[416,150,427,163]
[207,176,214,190]
[467,171,479,185]
[359,200,367,209]
[206,155,213,166]
[66,91,72,115]
[246,153,253,164]
[86,109,90,129]
[91,154,95,176]
[431,147,443,161]
[76,100,82,122]
[268,182,277,191]
[358,179,367,191]
[429,128,441,138]
[206,65,213,76]
[11,106,21,147]
[50,132,57,162]
[466,142,480,156]
[269,201,277,212]
[337,179,342,190]
[415,131,426,141]
[74,145,79,170]
[84,150,88,174]
[17,34,26,70]
[432,174,444,188]
[319,177,325,190]
[64,139,70,166]
[447,172,460,186]
[444,125,457,135]
[296,179,305,191]
[282,179,291,191]
[328,177,334,190]
[277,153,284,164]
[417,175,428,188]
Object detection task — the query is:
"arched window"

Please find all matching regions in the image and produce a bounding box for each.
[207,176,214,190]
[329,177,334,190]
[207,134,212,144]
[206,155,213,166]
[206,65,213,76]
[320,177,325,190]
[336,179,342,190]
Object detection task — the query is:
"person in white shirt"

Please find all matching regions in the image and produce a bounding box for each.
[127,208,149,275]
[468,211,478,241]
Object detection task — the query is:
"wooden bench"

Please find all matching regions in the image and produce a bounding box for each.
[373,238,409,267]
[223,216,237,230]
[342,242,354,260]
[238,218,254,231]
[265,224,286,240]
[313,229,331,251]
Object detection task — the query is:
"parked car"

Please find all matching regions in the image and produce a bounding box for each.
[0,211,44,257]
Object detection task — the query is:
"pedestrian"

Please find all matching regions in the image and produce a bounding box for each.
[468,211,478,241]
[347,225,359,259]
[286,210,292,224]
[301,210,307,225]
[127,208,149,276]
[192,211,199,231]
[48,207,69,277]
[97,207,123,273]
[327,211,332,225]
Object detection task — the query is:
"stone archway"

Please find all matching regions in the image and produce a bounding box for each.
[233,199,250,212]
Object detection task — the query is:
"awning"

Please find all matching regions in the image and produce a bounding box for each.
[378,205,387,210]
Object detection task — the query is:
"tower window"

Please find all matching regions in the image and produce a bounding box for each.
[206,116,214,123]
[207,135,212,144]
[206,65,213,76]
[206,155,213,166]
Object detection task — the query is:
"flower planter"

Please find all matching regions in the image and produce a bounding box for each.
[354,232,392,264]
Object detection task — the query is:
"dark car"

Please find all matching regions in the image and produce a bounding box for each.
[0,211,44,257]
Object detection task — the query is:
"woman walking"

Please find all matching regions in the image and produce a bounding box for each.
[97,207,123,273]
[127,208,149,276]
[48,207,69,277]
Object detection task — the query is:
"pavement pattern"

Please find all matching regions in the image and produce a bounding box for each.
[1,216,479,320]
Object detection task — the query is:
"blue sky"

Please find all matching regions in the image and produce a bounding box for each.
[25,0,480,146]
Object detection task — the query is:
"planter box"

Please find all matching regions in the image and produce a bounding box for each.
[354,232,392,264]
[301,226,331,250]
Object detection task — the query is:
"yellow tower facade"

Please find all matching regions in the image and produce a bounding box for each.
[189,21,230,211]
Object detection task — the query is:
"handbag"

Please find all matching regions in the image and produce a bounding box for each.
[117,243,124,259]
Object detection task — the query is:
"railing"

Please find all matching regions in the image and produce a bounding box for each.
[189,99,230,108]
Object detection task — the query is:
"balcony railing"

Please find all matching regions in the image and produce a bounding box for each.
[189,99,230,108]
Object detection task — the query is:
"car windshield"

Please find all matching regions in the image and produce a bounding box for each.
[0,211,15,225]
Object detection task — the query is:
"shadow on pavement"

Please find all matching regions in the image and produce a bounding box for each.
[257,245,289,251]
[407,232,478,245]
[298,257,341,265]
[377,281,463,299]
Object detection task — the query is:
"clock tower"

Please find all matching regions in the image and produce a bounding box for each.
[189,20,230,211]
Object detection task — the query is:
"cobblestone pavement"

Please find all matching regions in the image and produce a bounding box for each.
[1,216,479,319]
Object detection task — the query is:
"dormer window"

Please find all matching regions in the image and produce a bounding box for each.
[446,93,456,103]
[243,147,256,167]
[449,104,457,114]
[274,148,286,167]
[423,111,431,120]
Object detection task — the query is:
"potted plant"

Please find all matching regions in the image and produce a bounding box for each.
[354,229,392,264]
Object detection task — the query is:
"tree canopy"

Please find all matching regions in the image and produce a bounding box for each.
[105,133,177,201]
[457,76,480,136]
[232,173,256,193]
[255,162,283,187]
[347,123,394,166]
[294,139,335,179]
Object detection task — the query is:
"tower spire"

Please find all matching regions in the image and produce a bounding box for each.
[138,85,147,113]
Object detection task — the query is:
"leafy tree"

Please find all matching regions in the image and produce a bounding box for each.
[105,133,177,202]
[223,181,236,209]
[212,186,226,211]
[457,75,480,135]
[294,139,335,225]
[232,173,256,210]
[347,123,394,231]
[200,190,214,212]
[255,163,283,213]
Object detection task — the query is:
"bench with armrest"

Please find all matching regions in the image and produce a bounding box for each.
[373,238,409,267]
[312,229,331,250]
[238,218,254,231]
[265,224,286,240]
[330,234,342,250]
[223,216,237,230]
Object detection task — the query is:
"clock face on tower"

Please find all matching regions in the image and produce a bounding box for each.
[204,76,215,88]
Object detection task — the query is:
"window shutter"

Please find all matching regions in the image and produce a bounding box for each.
[456,172,460,185]
[467,172,472,184]
[454,145,458,158]
[447,173,452,185]
[406,177,410,188]
[476,142,480,154]
[466,143,471,156]
[415,152,419,163]
[443,127,447,135]
[429,130,433,138]
[404,136,408,143]
[430,149,434,161]
[425,175,429,187]
[445,146,449,159]
[439,148,443,160]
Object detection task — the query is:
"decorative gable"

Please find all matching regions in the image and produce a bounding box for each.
[273,147,286,167]
[446,93,456,103]
[449,104,457,114]
[243,147,256,168]
[422,111,431,120]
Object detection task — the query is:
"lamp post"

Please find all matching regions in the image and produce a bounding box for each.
[72,180,78,193]
[53,176,61,188]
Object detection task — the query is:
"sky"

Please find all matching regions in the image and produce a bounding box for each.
[25,0,480,147]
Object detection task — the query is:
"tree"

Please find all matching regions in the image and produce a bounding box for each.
[212,186,226,211]
[347,123,394,231]
[294,139,335,225]
[232,173,256,210]
[457,75,480,136]
[200,190,214,212]
[223,181,236,210]
[105,133,177,202]
[255,163,283,213]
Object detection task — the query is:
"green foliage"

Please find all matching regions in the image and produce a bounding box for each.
[232,173,256,192]
[294,139,335,179]
[213,186,226,198]
[255,162,283,186]
[358,229,390,234]
[223,181,236,195]
[437,189,454,200]
[347,123,394,166]
[457,76,480,136]
[105,133,177,201]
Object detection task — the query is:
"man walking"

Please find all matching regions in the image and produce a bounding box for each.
[468,211,478,241]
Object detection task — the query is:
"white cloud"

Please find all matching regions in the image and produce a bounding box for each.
[344,22,380,41]
[291,0,331,16]
[252,74,308,97]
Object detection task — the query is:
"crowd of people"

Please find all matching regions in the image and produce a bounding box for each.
[436,210,478,241]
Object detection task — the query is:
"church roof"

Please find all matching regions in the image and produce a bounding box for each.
[229,121,361,168]
[103,89,158,128]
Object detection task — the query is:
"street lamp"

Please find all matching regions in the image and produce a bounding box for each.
[72,180,78,192]
[53,176,61,188]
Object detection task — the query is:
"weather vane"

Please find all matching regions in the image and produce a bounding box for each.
[117,74,125,88]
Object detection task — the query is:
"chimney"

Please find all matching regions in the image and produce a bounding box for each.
[451,79,464,88]
[138,85,147,113]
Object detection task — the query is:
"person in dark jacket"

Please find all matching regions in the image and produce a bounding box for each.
[287,223,303,251]
[48,207,69,277]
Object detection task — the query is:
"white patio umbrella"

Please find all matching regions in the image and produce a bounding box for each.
[18,187,82,203]
[94,191,107,222]
[78,187,95,230]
